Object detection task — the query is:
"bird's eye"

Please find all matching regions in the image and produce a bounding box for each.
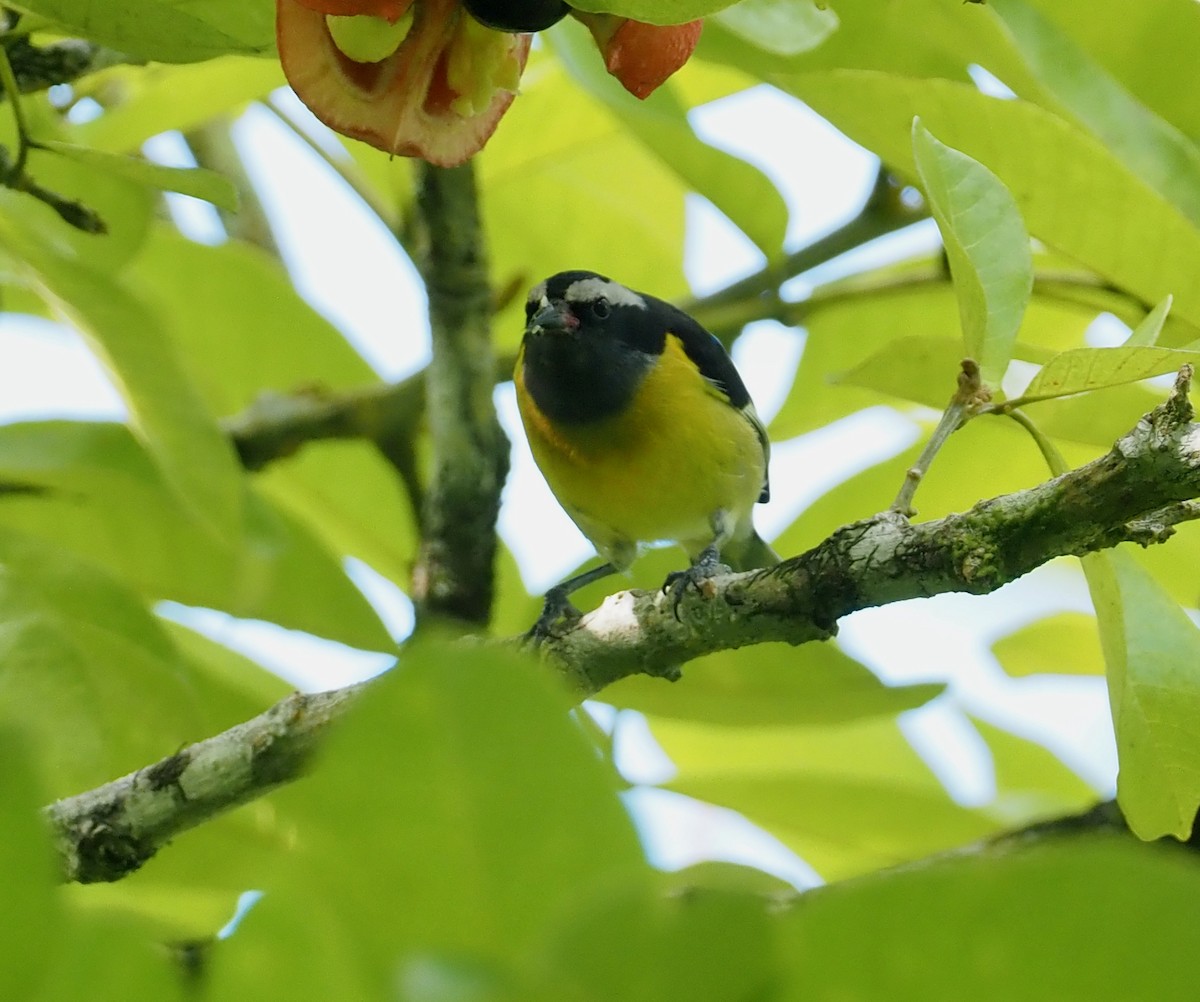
[592,298,611,319]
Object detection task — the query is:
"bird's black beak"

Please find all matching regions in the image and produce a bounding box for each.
[527,302,573,335]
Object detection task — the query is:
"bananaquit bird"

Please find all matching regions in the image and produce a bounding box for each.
[514,270,779,634]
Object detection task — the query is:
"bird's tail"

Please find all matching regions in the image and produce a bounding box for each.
[723,530,780,572]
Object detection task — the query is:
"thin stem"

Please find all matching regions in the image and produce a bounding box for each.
[890,359,984,517]
[685,168,929,338]
[0,39,31,179]
[1004,408,1070,477]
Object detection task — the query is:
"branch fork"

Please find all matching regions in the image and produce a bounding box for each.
[43,368,1200,884]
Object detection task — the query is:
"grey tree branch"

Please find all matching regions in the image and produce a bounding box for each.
[409,161,509,626]
[223,375,428,471]
[44,685,363,884]
[45,368,1200,884]
[537,366,1200,695]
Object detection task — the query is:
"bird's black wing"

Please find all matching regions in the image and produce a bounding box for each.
[657,299,752,408]
[656,297,772,503]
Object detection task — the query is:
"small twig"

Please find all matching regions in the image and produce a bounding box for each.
[0,31,107,232]
[685,167,928,342]
[0,145,106,232]
[0,36,32,179]
[891,359,986,516]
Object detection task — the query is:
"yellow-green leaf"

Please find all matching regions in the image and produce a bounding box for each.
[15,0,274,61]
[991,612,1105,677]
[911,119,1032,387]
[0,190,244,540]
[777,834,1200,999]
[1023,347,1198,404]
[39,141,239,211]
[607,641,943,726]
[991,0,1200,228]
[786,72,1200,331]
[1083,550,1200,839]
[548,18,788,262]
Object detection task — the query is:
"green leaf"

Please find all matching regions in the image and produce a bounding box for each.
[702,0,1033,83]
[769,262,961,440]
[162,619,292,718]
[211,642,649,995]
[776,834,1200,999]
[256,442,418,592]
[13,0,275,61]
[1028,381,1163,449]
[773,415,1094,561]
[654,716,998,879]
[1124,295,1173,347]
[75,57,285,154]
[991,612,1105,677]
[786,72,1200,331]
[711,0,838,57]
[0,421,393,650]
[607,641,943,726]
[1083,550,1200,839]
[480,52,691,347]
[15,139,154,275]
[39,141,239,211]
[832,334,966,410]
[991,0,1200,228]
[0,728,61,1001]
[533,880,779,1002]
[300,641,648,954]
[37,909,183,999]
[970,716,1100,826]
[911,119,1032,387]
[1021,326,1196,405]
[0,528,208,795]
[1018,0,1200,144]
[125,228,421,585]
[126,226,380,415]
[767,252,1102,442]
[0,190,244,541]
[548,19,788,262]
[659,860,797,898]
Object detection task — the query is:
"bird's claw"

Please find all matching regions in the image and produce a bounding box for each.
[524,588,582,643]
[662,557,730,621]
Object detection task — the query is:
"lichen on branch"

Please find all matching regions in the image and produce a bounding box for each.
[43,369,1200,884]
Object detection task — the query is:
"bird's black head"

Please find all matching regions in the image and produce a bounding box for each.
[520,271,669,425]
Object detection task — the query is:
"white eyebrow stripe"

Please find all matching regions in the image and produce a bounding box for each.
[563,277,646,309]
[526,280,547,308]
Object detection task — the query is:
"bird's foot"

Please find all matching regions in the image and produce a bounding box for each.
[524,586,583,643]
[662,548,730,621]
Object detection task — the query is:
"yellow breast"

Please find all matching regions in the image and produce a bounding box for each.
[515,333,765,561]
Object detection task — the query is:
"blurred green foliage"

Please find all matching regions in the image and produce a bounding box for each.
[2,0,1200,997]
